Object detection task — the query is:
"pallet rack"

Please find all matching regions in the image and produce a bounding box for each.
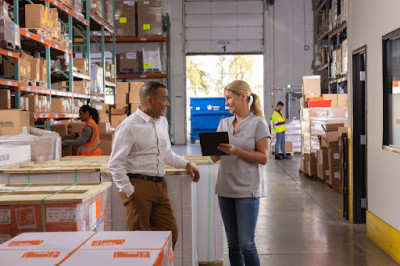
[0,0,116,129]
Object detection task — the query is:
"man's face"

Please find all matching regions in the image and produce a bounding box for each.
[277,104,283,111]
[150,87,170,118]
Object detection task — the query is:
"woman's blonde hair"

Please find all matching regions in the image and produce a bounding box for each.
[224,80,264,118]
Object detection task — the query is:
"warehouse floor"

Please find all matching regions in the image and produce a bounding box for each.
[172,145,399,266]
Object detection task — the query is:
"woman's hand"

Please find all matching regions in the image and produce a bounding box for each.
[217,143,237,155]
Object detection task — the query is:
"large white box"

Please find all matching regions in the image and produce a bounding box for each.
[0,145,31,168]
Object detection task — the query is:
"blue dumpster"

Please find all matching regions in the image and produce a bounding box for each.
[190,97,233,142]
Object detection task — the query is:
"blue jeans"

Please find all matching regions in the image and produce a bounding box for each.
[275,131,286,155]
[218,196,260,266]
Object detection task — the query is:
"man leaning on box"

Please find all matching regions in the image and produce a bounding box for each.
[108,81,200,248]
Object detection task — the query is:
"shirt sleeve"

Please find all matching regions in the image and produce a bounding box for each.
[64,126,93,146]
[163,119,189,169]
[108,123,135,198]
[255,119,271,142]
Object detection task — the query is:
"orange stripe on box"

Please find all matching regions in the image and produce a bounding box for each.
[9,240,44,247]
[22,251,60,258]
[96,200,101,220]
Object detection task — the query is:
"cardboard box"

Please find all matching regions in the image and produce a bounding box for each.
[322,94,338,107]
[302,76,321,97]
[317,148,328,166]
[116,82,130,94]
[74,81,90,95]
[93,103,108,117]
[50,124,69,136]
[114,93,128,106]
[69,122,85,136]
[39,59,48,84]
[62,135,78,156]
[137,0,163,37]
[51,98,67,113]
[0,110,30,135]
[100,133,113,155]
[324,123,345,132]
[0,56,15,77]
[114,0,136,37]
[73,58,89,75]
[0,89,10,109]
[98,122,111,134]
[111,114,126,128]
[129,82,143,103]
[25,4,46,29]
[27,95,40,112]
[328,148,341,169]
[326,131,339,148]
[130,103,140,113]
[19,53,32,81]
[329,168,342,187]
[337,94,348,107]
[117,53,137,73]
[31,57,40,81]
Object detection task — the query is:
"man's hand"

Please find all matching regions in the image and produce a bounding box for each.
[285,119,290,123]
[217,143,237,155]
[186,163,200,183]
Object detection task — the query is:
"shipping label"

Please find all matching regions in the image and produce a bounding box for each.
[333,153,340,160]
[15,207,37,229]
[334,172,340,179]
[126,53,136,60]
[46,208,77,223]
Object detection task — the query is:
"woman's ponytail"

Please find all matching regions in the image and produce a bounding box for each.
[90,106,100,124]
[250,93,264,118]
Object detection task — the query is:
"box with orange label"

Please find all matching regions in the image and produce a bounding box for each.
[0,182,110,243]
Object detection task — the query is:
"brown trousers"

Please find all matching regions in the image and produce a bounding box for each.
[119,178,178,248]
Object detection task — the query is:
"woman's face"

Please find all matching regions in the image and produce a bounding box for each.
[79,109,90,122]
[224,89,246,115]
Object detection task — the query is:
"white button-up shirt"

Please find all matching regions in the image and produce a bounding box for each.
[108,108,189,197]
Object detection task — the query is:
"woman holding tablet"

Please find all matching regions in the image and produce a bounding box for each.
[211,80,271,266]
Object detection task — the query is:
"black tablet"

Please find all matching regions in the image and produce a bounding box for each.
[199,132,230,156]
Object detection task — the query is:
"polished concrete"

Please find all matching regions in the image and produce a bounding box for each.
[172,145,399,266]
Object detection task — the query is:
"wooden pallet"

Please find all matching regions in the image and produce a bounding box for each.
[23,28,51,40]
[0,40,20,52]
[0,182,111,205]
[326,180,341,193]
[199,262,224,266]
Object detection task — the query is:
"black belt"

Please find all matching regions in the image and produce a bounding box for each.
[127,173,164,182]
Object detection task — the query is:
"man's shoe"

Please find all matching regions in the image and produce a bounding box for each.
[275,154,282,160]
[284,154,292,160]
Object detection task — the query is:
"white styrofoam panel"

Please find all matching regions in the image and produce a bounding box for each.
[237,13,263,27]
[236,1,264,14]
[237,26,263,39]
[210,14,237,27]
[185,2,210,15]
[210,2,236,14]
[186,27,212,40]
[185,40,212,54]
[211,27,237,40]
[236,39,263,53]
[185,14,212,27]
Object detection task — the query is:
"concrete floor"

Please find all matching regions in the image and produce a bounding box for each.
[172,144,399,266]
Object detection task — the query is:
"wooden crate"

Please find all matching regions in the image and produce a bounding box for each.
[0,182,111,242]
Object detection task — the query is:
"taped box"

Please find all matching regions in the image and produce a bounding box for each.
[0,231,173,266]
[0,182,111,244]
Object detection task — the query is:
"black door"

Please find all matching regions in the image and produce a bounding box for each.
[352,47,367,223]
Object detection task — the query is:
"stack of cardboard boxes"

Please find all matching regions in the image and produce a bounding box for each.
[19,53,48,87]
[300,76,349,192]
[114,0,136,37]
[0,1,20,51]
[117,49,163,75]
[111,83,129,128]
[89,0,103,19]
[105,61,116,83]
[93,103,113,155]
[117,52,137,74]
[137,0,163,37]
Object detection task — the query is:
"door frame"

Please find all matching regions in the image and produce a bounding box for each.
[351,45,368,224]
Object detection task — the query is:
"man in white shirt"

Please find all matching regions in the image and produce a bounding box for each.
[109,81,200,248]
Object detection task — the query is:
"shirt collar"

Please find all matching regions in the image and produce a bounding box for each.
[136,107,155,123]
[230,112,255,124]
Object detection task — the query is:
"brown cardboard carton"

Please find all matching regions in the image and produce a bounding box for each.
[328,148,341,169]
[117,53,137,73]
[69,122,85,136]
[31,57,40,81]
[319,134,327,148]
[51,98,66,113]
[317,148,328,166]
[61,135,78,156]
[93,103,108,116]
[100,114,110,123]
[322,94,338,107]
[25,4,46,29]
[116,82,130,94]
[0,89,10,109]
[115,93,128,105]
[137,0,162,37]
[111,114,126,128]
[129,81,143,103]
[100,133,113,155]
[326,131,339,148]
[329,167,342,187]
[130,103,140,113]
[114,0,136,37]
[74,81,90,95]
[324,123,345,132]
[337,94,348,107]
[27,95,40,112]
[73,58,89,75]
[0,110,30,135]
[0,56,15,77]
[302,76,321,97]
[317,163,325,180]
[110,106,128,115]
[40,58,48,84]
[19,53,32,81]
[50,124,69,136]
[98,122,111,134]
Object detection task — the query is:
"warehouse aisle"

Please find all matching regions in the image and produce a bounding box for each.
[172,145,399,266]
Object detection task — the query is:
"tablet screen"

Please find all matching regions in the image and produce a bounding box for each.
[199,132,229,156]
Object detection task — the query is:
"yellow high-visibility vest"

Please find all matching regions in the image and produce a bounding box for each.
[272,110,286,133]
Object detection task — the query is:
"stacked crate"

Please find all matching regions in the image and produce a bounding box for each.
[300,76,349,192]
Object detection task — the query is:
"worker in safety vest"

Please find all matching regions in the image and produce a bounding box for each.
[272,101,291,160]
[63,105,102,156]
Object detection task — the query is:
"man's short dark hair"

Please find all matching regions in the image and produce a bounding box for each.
[139,81,166,103]
[277,101,284,106]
